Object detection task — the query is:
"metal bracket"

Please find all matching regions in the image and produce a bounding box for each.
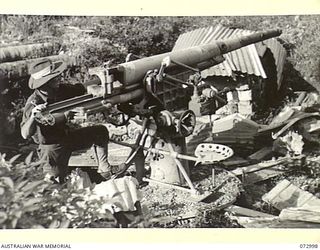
[155,57,199,89]
[170,58,200,73]
[156,56,171,82]
[88,64,114,97]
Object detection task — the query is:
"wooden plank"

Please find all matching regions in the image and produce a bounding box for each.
[294,91,307,106]
[230,215,320,228]
[225,205,274,218]
[262,179,320,210]
[258,112,320,134]
[299,118,320,133]
[279,207,320,224]
[231,161,277,176]
[262,179,291,204]
[269,106,295,126]
[68,148,97,167]
[149,211,197,225]
[68,143,132,167]
[231,155,304,176]
[244,167,286,184]
[248,146,273,161]
[222,156,249,168]
[229,216,277,228]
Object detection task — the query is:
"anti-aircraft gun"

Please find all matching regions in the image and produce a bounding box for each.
[35,29,282,198]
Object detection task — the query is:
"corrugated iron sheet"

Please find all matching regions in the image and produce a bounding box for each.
[172,25,286,87]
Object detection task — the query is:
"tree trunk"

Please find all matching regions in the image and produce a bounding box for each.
[0,42,60,63]
[0,54,80,80]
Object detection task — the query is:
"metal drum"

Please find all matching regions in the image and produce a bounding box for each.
[148,138,189,185]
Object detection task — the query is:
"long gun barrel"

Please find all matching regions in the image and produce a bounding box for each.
[111,29,282,85]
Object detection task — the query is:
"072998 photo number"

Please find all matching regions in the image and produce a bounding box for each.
[300,244,319,248]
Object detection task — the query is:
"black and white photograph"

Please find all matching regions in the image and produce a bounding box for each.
[1,11,320,232]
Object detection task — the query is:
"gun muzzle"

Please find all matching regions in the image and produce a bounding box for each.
[216,29,282,54]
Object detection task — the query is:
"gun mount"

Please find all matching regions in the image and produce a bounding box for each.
[35,29,282,199]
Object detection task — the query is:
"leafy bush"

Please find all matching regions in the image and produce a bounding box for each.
[0,152,119,228]
[95,17,186,57]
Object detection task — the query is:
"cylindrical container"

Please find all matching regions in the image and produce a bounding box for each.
[148,138,189,185]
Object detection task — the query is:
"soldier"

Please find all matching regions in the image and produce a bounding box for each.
[21,59,113,183]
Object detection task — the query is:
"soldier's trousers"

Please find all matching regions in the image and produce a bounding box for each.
[38,125,110,182]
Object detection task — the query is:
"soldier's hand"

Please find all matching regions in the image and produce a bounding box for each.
[72,107,86,120]
[64,110,76,120]
[64,107,86,121]
[31,103,47,119]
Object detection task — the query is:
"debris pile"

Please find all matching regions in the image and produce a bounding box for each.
[193,90,320,228]
[228,179,320,228]
[68,90,320,228]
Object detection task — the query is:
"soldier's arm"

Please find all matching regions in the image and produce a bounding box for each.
[21,115,37,139]
[21,103,46,139]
